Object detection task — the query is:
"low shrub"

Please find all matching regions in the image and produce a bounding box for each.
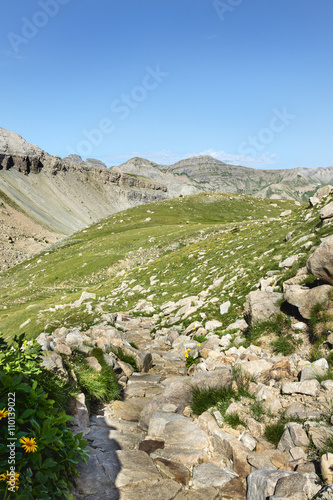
[0,334,88,499]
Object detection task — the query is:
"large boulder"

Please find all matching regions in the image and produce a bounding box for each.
[284,284,332,319]
[309,185,333,207]
[246,470,295,500]
[307,235,333,285]
[244,290,282,326]
[320,202,333,220]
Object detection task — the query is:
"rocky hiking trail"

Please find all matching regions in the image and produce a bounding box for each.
[43,308,331,500]
[32,186,333,500]
[61,307,333,500]
[71,314,219,500]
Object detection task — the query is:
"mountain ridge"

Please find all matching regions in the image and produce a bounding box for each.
[1,125,333,269]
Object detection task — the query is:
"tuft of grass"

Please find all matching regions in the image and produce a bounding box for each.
[129,341,139,349]
[71,348,121,404]
[271,334,297,356]
[244,315,286,347]
[224,412,246,429]
[191,385,235,416]
[251,400,266,421]
[315,369,333,383]
[110,347,138,371]
[264,422,285,447]
[193,334,208,343]
[191,366,254,416]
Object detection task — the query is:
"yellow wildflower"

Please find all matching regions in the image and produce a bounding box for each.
[19,437,38,453]
[0,471,19,490]
[0,408,9,420]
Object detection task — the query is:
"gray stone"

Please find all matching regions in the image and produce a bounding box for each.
[73,291,96,307]
[148,411,189,440]
[85,356,102,372]
[212,430,251,478]
[164,419,210,450]
[246,470,295,500]
[247,451,277,470]
[226,318,248,332]
[41,351,67,376]
[173,486,220,500]
[279,255,299,268]
[192,463,238,490]
[220,301,231,315]
[288,424,310,448]
[241,359,273,378]
[240,432,257,451]
[205,320,223,331]
[282,379,321,397]
[71,393,90,430]
[65,331,85,346]
[320,453,333,485]
[315,484,333,499]
[151,447,208,467]
[109,450,162,488]
[274,472,321,499]
[139,380,192,430]
[307,235,333,285]
[300,359,329,381]
[244,290,282,326]
[320,202,333,220]
[153,458,190,485]
[308,427,333,449]
[119,479,181,499]
[322,380,333,391]
[284,284,333,319]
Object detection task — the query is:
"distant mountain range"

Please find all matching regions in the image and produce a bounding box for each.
[1,125,333,236]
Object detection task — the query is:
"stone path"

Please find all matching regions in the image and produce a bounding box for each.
[72,315,212,500]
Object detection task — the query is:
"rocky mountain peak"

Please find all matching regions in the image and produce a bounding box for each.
[0,126,44,156]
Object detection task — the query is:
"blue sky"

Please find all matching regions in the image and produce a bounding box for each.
[1,0,332,169]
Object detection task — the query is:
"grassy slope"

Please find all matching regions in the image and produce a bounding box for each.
[0,192,327,340]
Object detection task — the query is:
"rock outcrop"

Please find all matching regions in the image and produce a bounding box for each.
[307,235,333,285]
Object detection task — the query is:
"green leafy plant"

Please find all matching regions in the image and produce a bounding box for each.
[185,355,201,369]
[0,335,88,499]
